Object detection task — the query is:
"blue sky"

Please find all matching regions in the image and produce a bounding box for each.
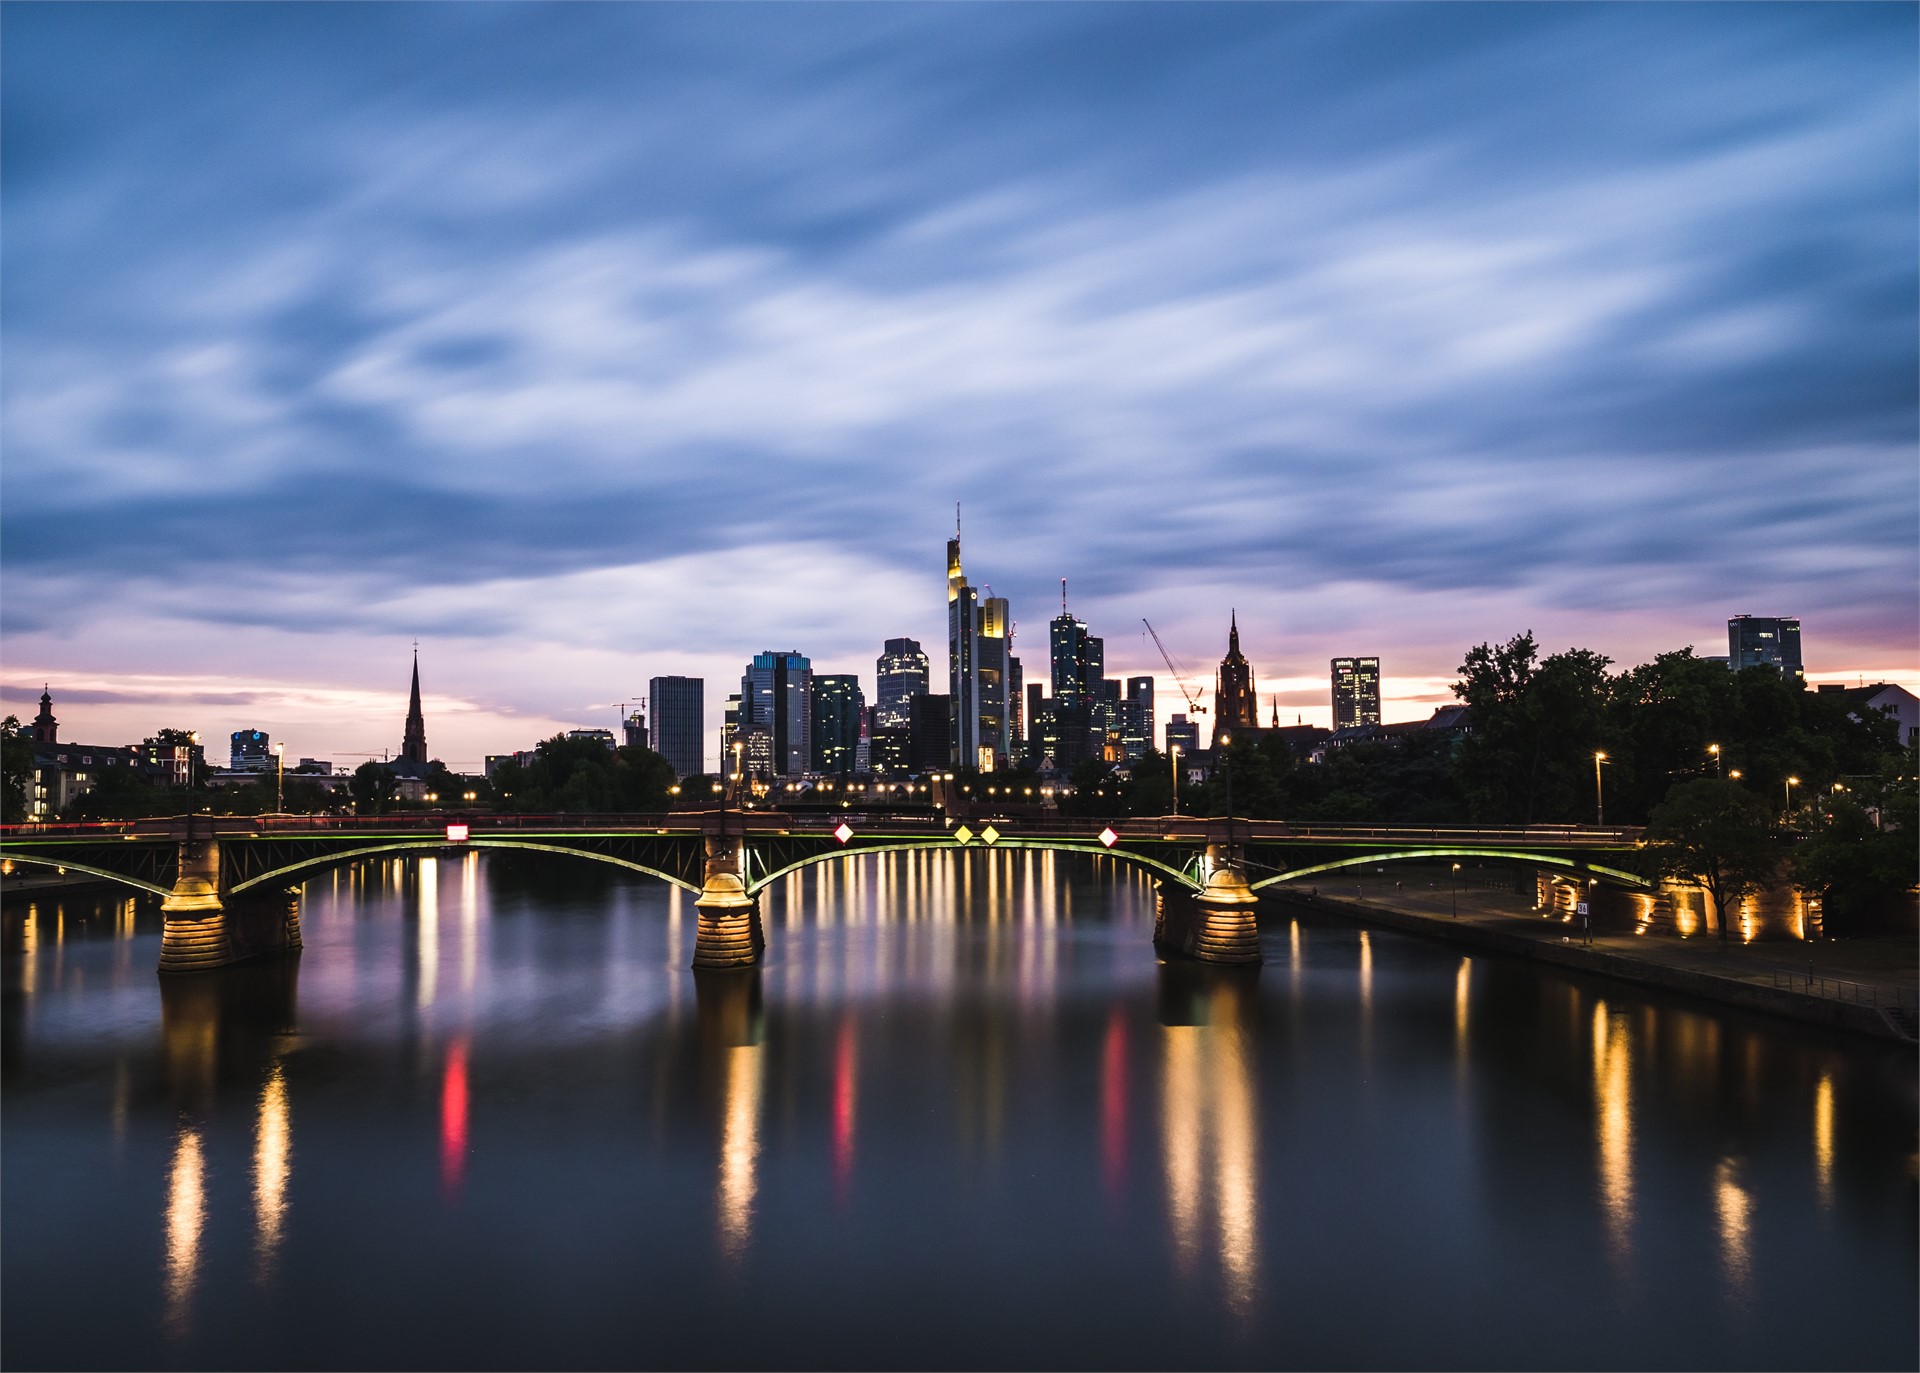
[4,3,1915,768]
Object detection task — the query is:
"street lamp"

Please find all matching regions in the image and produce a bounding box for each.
[1593,751,1609,826]
[1170,744,1182,816]
[1451,862,1461,919]
[1708,743,1722,778]
[1729,770,1742,781]
[1784,775,1799,818]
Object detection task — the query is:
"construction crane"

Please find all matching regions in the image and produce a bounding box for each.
[1143,619,1207,719]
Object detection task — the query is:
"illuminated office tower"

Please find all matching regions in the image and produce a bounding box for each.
[1121,676,1155,761]
[947,529,980,768]
[740,651,812,777]
[811,674,864,774]
[1331,657,1382,730]
[1728,615,1803,680]
[978,594,1011,770]
[875,638,930,729]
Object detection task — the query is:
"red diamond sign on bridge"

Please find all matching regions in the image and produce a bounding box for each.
[1098,827,1118,848]
[833,822,854,844]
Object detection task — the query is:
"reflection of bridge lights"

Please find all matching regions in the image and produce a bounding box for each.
[1813,1075,1834,1209]
[1592,1002,1633,1272]
[164,1123,205,1335]
[1714,1157,1753,1303]
[441,1039,469,1201]
[254,1063,291,1283]
[718,1046,763,1261]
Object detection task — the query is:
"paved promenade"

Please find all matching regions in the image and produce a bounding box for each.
[1271,870,1917,1044]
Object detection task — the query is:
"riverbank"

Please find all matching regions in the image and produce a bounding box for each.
[1264,875,1919,1046]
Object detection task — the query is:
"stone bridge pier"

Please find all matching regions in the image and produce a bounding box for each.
[1154,844,1261,965]
[157,835,303,975]
[693,835,765,970]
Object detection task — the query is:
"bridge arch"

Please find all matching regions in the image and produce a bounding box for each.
[1248,848,1650,890]
[2,854,172,898]
[744,836,1204,895]
[231,839,703,895]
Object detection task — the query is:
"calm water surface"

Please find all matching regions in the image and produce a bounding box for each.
[3,851,1915,1370]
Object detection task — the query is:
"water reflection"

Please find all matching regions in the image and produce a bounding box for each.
[1157,964,1260,1317]
[163,1122,205,1336]
[441,1039,469,1202]
[1715,1156,1754,1306]
[417,857,439,1009]
[832,1017,857,1205]
[1101,1007,1129,1203]
[1814,1074,1834,1209]
[698,971,765,1263]
[1592,1002,1634,1272]
[255,1062,291,1280]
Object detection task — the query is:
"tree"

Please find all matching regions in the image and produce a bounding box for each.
[1454,632,1612,824]
[1793,769,1918,932]
[1641,780,1780,941]
[1,716,34,823]
[349,761,398,816]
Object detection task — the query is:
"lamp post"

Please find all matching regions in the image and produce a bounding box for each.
[1593,751,1609,826]
[1708,743,1721,778]
[1170,744,1182,816]
[1451,861,1461,919]
[274,743,285,814]
[1784,775,1799,820]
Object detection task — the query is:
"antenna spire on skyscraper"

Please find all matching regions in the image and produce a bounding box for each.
[1061,578,1068,614]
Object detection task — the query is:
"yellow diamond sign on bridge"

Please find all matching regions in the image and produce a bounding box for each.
[953,825,975,845]
[980,825,1001,845]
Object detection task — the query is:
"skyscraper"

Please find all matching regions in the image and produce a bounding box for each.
[1728,615,1804,680]
[1122,676,1155,760]
[741,651,812,776]
[648,675,705,778]
[401,650,428,765]
[622,710,646,750]
[947,525,980,768]
[978,594,1011,770]
[874,638,930,729]
[1166,712,1200,759]
[1046,593,1102,766]
[1331,657,1382,730]
[811,674,864,774]
[909,692,952,775]
[722,694,741,776]
[1214,613,1258,743]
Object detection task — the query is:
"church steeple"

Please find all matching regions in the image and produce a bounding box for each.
[1214,611,1259,741]
[401,649,428,765]
[31,685,57,745]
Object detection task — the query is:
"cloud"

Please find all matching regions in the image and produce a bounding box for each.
[2,4,1914,757]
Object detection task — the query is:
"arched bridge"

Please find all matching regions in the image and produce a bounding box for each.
[1,811,1645,973]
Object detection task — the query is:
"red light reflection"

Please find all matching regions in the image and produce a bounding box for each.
[441,1039,469,1201]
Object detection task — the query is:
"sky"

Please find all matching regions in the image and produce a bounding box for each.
[4,3,1915,771]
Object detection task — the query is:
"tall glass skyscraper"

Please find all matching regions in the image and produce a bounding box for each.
[874,638,930,729]
[648,675,705,778]
[811,674,864,774]
[978,595,1011,770]
[741,651,812,776]
[947,531,980,768]
[1330,658,1382,730]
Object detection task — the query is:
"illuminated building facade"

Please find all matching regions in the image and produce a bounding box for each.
[947,532,980,767]
[811,674,864,774]
[741,651,812,776]
[978,594,1011,770]
[1331,657,1382,730]
[648,675,705,778]
[1728,615,1803,680]
[230,729,271,772]
[874,638,929,729]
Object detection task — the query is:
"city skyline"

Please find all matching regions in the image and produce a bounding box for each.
[4,5,1915,767]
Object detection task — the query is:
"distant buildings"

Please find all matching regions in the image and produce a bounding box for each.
[811,673,864,774]
[908,692,952,775]
[23,687,137,819]
[566,728,618,751]
[874,638,929,729]
[1122,676,1155,760]
[1729,615,1803,680]
[1817,682,1919,748]
[740,650,812,776]
[1165,712,1201,760]
[1331,657,1382,730]
[230,728,272,772]
[648,675,704,778]
[622,710,647,750]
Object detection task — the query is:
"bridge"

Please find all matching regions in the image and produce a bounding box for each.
[0,810,1646,973]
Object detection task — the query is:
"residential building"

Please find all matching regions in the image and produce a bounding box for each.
[23,690,136,818]
[648,675,705,778]
[1728,615,1804,680]
[1331,657,1382,730]
[874,638,930,729]
[1818,682,1919,747]
[811,674,865,774]
[740,651,812,776]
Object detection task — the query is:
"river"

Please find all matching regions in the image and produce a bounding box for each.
[3,850,1914,1369]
